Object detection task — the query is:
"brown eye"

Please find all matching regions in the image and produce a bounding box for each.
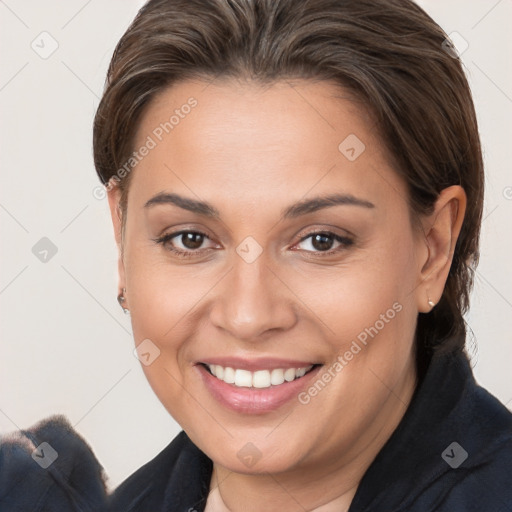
[179,232,205,250]
[154,230,216,258]
[311,233,334,251]
[295,231,353,254]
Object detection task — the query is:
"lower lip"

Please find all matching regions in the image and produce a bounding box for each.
[197,364,322,414]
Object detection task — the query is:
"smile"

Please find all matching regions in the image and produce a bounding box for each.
[205,364,315,388]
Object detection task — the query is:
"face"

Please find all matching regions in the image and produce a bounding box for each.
[110,78,428,478]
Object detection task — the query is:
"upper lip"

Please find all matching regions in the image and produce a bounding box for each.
[198,357,319,371]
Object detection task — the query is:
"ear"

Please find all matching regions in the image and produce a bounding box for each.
[415,185,467,313]
[107,183,128,307]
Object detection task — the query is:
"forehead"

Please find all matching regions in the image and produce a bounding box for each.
[128,78,407,213]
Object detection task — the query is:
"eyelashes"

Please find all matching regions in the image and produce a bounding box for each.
[153,230,214,258]
[153,229,354,259]
[295,232,354,254]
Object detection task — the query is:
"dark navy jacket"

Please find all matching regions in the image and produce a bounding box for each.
[2,348,511,511]
[0,415,107,511]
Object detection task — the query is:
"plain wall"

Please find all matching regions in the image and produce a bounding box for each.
[1,0,511,490]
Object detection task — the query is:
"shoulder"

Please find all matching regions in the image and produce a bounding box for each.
[108,430,212,512]
[0,414,108,512]
[433,377,512,510]
[351,349,512,512]
[410,353,512,511]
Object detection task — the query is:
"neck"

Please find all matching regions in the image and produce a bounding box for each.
[208,469,359,512]
[206,363,418,512]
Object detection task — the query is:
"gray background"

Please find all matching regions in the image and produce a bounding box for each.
[1,0,511,490]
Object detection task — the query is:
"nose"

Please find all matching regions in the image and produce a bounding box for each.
[209,253,297,342]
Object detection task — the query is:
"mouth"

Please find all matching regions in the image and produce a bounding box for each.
[196,360,323,414]
[202,363,318,388]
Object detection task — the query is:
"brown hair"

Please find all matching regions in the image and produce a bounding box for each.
[93,0,484,372]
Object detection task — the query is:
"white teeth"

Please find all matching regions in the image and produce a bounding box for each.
[223,367,235,384]
[206,364,313,388]
[270,368,285,386]
[234,369,252,387]
[253,370,271,388]
[284,368,296,382]
[295,367,307,378]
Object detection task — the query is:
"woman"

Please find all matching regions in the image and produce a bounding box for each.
[1,0,510,511]
[95,0,512,510]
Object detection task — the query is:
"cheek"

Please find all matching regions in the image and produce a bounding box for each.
[288,230,419,419]
[290,233,418,351]
[122,246,208,405]
[126,262,203,431]
[124,234,210,336]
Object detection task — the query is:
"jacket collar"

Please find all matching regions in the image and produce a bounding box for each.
[348,346,505,511]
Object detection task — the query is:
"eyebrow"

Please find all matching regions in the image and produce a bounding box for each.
[144,192,375,219]
[145,192,220,217]
[282,193,375,218]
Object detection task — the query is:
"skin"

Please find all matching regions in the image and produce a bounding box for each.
[107,78,466,512]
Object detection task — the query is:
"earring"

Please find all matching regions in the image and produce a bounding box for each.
[427,298,436,309]
[117,288,130,314]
